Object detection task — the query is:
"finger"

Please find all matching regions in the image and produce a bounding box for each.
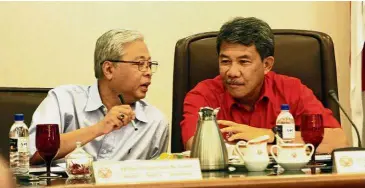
[120,113,134,126]
[113,120,124,130]
[127,111,135,120]
[217,120,239,127]
[119,113,129,125]
[110,109,121,117]
[118,105,133,112]
[119,108,135,119]
[121,104,133,110]
[113,105,131,114]
[221,126,242,133]
[123,114,132,125]
[112,116,123,128]
[227,133,245,142]
[119,113,125,121]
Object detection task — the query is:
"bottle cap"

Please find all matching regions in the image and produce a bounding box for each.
[14,114,24,121]
[281,104,290,110]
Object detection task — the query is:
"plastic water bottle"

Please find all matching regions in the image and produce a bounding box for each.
[9,114,29,175]
[275,104,295,144]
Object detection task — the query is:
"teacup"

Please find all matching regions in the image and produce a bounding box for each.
[243,136,270,171]
[270,143,314,163]
[227,136,270,171]
[244,158,270,172]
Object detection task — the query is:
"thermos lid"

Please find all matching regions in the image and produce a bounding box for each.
[200,107,214,118]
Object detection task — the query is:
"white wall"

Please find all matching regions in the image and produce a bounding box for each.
[0,1,352,144]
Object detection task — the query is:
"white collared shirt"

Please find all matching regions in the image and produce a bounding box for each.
[28,82,169,161]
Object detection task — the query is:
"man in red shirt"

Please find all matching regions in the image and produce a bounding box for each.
[181,17,348,153]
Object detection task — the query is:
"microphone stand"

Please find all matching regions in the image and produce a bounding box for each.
[328,90,365,165]
[329,90,362,148]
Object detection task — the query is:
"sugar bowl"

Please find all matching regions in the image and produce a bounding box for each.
[65,141,93,179]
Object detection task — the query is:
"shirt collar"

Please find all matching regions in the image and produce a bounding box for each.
[85,82,103,112]
[85,82,149,123]
[133,100,148,123]
[223,72,274,109]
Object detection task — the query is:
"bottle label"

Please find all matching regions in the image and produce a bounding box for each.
[276,117,294,124]
[10,138,18,152]
[282,124,295,139]
[17,137,28,153]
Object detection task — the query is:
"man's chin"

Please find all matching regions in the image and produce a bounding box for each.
[227,89,247,99]
[135,92,147,100]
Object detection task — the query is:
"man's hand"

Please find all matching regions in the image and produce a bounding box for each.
[31,105,136,165]
[94,105,136,135]
[218,120,275,143]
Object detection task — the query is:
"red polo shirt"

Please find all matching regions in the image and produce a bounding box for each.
[180,71,341,144]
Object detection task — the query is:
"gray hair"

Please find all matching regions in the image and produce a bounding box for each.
[94,29,144,79]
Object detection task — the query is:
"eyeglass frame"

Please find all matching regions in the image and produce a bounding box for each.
[103,60,159,73]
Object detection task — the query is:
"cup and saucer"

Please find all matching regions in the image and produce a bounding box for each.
[226,135,271,172]
[270,143,314,171]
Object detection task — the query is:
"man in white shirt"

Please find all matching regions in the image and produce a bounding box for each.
[29,29,169,164]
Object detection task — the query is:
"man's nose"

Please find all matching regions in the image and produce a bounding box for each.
[226,63,241,77]
[143,65,152,77]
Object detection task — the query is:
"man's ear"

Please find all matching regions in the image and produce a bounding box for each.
[263,56,274,74]
[102,61,115,80]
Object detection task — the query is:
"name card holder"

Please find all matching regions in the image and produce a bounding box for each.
[333,149,365,174]
[93,159,202,184]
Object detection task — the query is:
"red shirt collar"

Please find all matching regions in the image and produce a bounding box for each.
[223,72,275,109]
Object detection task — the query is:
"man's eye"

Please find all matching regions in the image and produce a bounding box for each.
[239,60,250,64]
[220,60,230,64]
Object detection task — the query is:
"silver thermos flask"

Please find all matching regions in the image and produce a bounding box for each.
[190,107,228,171]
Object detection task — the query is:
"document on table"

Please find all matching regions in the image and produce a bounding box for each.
[315,154,331,161]
[29,163,66,173]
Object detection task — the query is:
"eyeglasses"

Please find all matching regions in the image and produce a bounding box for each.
[105,60,158,73]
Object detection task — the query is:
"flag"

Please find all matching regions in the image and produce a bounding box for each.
[350,1,365,147]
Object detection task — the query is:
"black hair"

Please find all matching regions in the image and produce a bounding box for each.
[217,17,275,60]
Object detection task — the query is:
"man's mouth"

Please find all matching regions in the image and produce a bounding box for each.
[227,84,244,89]
[141,82,151,87]
[226,78,244,83]
[226,80,244,86]
[140,82,151,91]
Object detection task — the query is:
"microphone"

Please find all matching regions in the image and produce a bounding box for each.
[328,90,362,147]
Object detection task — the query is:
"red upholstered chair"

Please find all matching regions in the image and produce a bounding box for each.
[172,30,340,152]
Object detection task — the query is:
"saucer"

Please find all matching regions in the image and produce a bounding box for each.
[277,160,309,171]
[229,160,245,168]
[228,156,245,167]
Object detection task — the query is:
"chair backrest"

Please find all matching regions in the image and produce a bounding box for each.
[172,30,340,152]
[0,87,50,159]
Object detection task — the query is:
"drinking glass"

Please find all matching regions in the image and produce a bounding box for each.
[36,124,61,178]
[301,114,324,167]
